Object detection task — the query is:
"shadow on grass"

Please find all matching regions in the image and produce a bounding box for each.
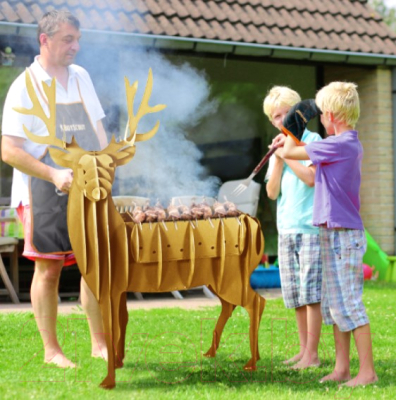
[114,355,339,392]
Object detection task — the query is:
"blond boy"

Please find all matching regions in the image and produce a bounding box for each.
[264,87,323,369]
[280,82,377,386]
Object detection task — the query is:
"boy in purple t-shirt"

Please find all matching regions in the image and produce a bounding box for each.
[277,82,377,386]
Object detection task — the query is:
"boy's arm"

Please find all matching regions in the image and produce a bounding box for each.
[271,133,314,185]
[283,155,316,187]
[283,135,310,161]
[266,155,283,200]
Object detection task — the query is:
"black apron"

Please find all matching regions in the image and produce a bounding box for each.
[29,69,101,254]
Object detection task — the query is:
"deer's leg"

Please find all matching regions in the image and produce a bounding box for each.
[99,294,123,389]
[243,293,266,371]
[99,298,116,389]
[204,289,236,358]
[116,292,128,368]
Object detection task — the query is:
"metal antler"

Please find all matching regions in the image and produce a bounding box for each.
[13,69,64,149]
[124,68,166,144]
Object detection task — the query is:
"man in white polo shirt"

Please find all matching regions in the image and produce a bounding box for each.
[1,10,108,367]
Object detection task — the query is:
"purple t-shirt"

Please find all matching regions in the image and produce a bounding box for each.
[305,130,364,230]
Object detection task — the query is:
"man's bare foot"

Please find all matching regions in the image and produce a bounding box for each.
[291,357,320,370]
[319,370,350,383]
[92,348,108,361]
[342,373,378,387]
[45,353,75,368]
[283,353,304,365]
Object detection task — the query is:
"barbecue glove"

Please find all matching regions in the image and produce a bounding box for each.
[280,99,322,144]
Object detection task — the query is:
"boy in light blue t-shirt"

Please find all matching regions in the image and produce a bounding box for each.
[264,86,322,369]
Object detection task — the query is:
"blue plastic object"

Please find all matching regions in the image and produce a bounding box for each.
[250,265,281,289]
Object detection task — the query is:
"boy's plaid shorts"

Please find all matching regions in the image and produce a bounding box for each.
[319,227,369,332]
[278,233,322,309]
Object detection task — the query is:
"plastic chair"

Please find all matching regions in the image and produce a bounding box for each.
[218,179,261,217]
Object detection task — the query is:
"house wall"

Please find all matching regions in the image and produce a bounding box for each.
[324,65,395,254]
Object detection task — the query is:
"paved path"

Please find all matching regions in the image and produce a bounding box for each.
[0,288,282,314]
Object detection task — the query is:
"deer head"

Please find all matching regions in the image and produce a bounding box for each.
[14,68,166,202]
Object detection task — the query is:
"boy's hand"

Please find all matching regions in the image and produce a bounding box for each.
[271,133,286,148]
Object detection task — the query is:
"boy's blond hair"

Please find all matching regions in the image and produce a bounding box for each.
[263,86,301,120]
[315,81,360,128]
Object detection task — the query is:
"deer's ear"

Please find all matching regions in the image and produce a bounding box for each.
[113,146,136,166]
[48,147,73,168]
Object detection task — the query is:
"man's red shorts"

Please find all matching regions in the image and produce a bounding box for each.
[16,204,76,266]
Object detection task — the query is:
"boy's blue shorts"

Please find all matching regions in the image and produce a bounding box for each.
[278,233,322,309]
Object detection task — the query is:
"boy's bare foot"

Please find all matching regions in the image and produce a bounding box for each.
[45,353,75,368]
[291,357,320,370]
[283,353,304,365]
[319,370,350,383]
[342,373,378,387]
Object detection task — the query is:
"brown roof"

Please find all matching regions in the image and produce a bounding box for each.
[1,0,396,57]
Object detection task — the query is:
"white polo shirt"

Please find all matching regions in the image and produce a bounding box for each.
[1,56,105,207]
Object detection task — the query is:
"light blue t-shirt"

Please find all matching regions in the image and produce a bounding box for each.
[265,130,322,234]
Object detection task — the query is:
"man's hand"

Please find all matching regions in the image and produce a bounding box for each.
[51,169,73,193]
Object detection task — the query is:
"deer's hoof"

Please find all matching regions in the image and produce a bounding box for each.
[243,359,257,371]
[99,376,116,389]
[203,348,217,358]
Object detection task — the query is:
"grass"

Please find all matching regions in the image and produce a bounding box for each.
[0,281,395,400]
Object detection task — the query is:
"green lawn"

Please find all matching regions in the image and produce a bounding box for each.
[0,281,395,399]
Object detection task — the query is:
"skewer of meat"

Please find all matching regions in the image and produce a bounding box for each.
[131,203,145,229]
[167,200,180,230]
[201,201,213,219]
[191,203,204,220]
[142,201,156,230]
[224,201,241,217]
[178,203,193,221]
[213,201,227,218]
[154,200,168,230]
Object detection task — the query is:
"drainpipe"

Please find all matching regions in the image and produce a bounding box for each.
[393,68,396,253]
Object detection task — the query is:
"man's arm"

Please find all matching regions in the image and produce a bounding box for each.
[1,135,73,193]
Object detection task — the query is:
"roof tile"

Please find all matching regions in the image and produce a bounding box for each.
[195,0,215,20]
[157,14,178,36]
[144,13,163,35]
[197,18,216,39]
[145,0,163,15]
[169,0,189,18]
[118,11,136,33]
[238,22,257,42]
[207,1,227,22]
[229,3,251,25]
[185,17,206,38]
[218,2,239,23]
[209,19,229,41]
[15,3,34,24]
[180,0,200,19]
[171,16,191,37]
[155,0,176,17]
[131,12,149,34]
[0,1,20,22]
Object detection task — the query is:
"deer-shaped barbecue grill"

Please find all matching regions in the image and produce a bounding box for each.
[15,69,266,389]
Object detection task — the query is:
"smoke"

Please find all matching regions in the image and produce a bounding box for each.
[81,44,221,204]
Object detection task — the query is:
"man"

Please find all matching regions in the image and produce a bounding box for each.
[1,10,108,367]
